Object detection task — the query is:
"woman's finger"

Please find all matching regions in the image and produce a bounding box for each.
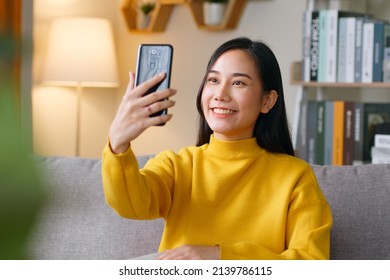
[144,113,173,127]
[138,88,177,110]
[142,98,176,118]
[124,72,135,97]
[132,72,166,98]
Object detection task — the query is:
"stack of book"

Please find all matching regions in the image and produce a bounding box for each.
[295,100,390,166]
[371,123,390,164]
[301,9,390,83]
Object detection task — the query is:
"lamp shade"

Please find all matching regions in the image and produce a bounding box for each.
[42,17,119,87]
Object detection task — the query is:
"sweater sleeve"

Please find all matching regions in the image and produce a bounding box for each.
[220,167,332,260]
[101,143,174,220]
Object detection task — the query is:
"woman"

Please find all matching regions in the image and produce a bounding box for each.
[102,37,332,260]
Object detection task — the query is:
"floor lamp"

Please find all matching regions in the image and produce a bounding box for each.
[41,17,119,156]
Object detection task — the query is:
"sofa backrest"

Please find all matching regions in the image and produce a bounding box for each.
[312,164,390,260]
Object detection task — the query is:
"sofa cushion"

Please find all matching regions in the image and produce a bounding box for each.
[28,156,164,260]
[312,164,390,260]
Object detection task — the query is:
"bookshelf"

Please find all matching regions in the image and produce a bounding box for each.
[291,5,390,165]
[120,0,248,32]
[291,60,390,165]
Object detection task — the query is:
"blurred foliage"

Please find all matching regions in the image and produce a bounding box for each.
[0,35,45,259]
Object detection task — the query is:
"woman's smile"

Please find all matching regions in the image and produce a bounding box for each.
[211,107,237,116]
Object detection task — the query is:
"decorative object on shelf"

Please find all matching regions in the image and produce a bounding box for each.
[187,0,247,31]
[41,17,119,157]
[203,0,228,26]
[136,0,156,29]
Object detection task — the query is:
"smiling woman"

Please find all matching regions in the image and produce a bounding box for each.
[101,37,332,260]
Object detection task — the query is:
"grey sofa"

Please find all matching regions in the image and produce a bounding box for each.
[27,156,390,260]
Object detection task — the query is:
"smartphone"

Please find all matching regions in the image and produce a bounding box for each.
[135,44,173,120]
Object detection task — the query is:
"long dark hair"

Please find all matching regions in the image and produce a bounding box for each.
[196,37,294,156]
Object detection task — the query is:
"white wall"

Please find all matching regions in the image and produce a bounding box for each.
[32,0,307,158]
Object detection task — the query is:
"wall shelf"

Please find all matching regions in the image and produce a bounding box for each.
[121,0,186,33]
[121,0,248,32]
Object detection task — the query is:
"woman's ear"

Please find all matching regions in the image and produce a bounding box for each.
[260,90,278,114]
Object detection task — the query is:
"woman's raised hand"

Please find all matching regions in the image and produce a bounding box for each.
[108,72,176,154]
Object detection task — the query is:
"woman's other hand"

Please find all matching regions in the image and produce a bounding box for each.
[156,245,220,260]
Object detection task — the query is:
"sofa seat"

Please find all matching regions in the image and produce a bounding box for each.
[28,156,390,260]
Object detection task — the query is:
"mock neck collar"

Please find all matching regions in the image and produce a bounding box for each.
[205,135,265,159]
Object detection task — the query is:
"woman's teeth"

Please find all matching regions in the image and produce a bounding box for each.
[213,108,235,115]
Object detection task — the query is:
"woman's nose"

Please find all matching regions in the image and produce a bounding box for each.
[213,83,231,102]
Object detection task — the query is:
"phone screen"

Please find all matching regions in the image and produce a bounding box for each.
[135,44,173,106]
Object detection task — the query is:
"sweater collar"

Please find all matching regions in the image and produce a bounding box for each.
[205,135,265,159]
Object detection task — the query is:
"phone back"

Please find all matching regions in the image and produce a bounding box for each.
[135,44,173,95]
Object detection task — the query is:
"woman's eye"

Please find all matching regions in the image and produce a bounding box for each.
[207,77,218,83]
[233,81,245,86]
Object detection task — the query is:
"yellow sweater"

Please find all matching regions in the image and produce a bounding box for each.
[102,136,332,260]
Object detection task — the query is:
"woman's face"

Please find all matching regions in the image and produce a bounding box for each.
[201,49,268,141]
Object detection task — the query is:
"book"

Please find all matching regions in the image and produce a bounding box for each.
[371,123,390,163]
[353,102,364,165]
[362,103,390,162]
[310,11,320,81]
[324,101,334,165]
[307,101,318,164]
[337,17,356,82]
[304,100,327,165]
[337,17,348,82]
[343,102,355,165]
[354,17,365,82]
[362,20,375,82]
[332,101,345,166]
[372,20,385,82]
[371,147,390,164]
[345,18,357,83]
[316,101,325,165]
[361,19,386,82]
[302,10,312,82]
[317,10,328,82]
[295,98,308,160]
[374,134,390,148]
[383,23,390,82]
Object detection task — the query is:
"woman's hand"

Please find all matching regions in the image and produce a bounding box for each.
[109,72,176,154]
[156,245,220,260]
